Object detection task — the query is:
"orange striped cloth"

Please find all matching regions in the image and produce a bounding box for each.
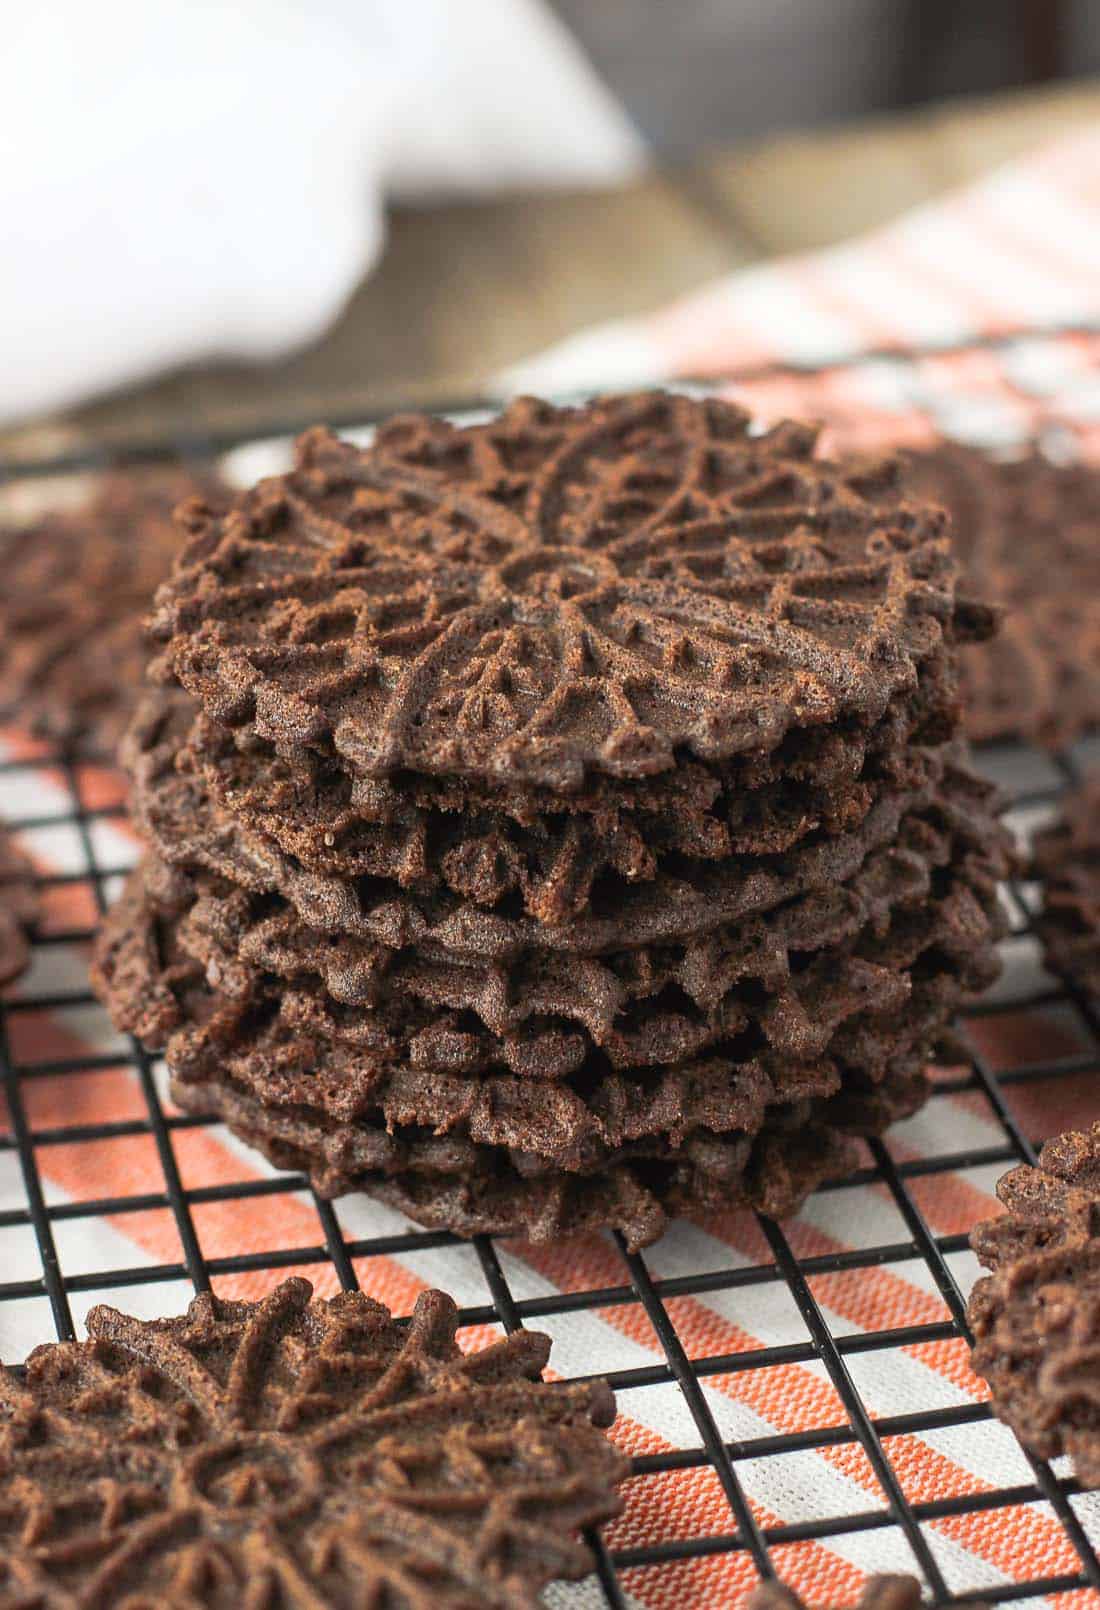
[503,126,1100,470]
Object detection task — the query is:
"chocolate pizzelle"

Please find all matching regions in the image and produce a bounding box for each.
[1032,774,1100,1002]
[0,469,226,758]
[969,1124,1100,1487]
[138,682,946,924]
[0,1277,625,1607]
[149,397,986,789]
[112,812,1001,1076]
[96,393,1007,1245]
[908,443,1100,747]
[0,823,37,987]
[92,859,973,1243]
[93,755,1005,1245]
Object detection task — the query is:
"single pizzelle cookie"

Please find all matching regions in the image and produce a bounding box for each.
[0,469,226,759]
[0,1277,626,1609]
[1032,774,1100,1002]
[0,823,38,987]
[150,394,986,792]
[909,443,1100,747]
[184,649,961,917]
[969,1123,1100,1486]
[132,685,923,931]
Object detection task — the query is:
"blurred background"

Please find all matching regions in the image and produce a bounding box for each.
[4,0,1100,454]
[552,0,1098,150]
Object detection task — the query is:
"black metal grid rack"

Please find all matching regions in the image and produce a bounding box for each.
[2,332,1099,1607]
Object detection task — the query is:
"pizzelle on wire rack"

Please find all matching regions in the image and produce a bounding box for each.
[91,391,1012,1249]
[2,333,1100,1607]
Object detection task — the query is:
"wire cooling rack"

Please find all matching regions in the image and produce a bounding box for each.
[1,330,1099,1608]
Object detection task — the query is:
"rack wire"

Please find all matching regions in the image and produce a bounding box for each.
[1,328,1099,1607]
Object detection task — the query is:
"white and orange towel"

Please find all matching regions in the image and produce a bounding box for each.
[504,126,1100,467]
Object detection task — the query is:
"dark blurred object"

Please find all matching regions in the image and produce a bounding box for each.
[905,444,1100,748]
[0,469,227,760]
[551,0,1076,156]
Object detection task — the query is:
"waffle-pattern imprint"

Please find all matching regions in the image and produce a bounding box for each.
[150,395,987,792]
[1032,774,1100,1002]
[909,444,1100,747]
[0,1278,625,1608]
[0,823,37,987]
[969,1124,1100,1488]
[0,470,225,758]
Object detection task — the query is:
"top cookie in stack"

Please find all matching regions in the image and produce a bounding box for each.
[94,393,1010,1249]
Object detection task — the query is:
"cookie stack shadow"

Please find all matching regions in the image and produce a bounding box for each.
[93,393,1012,1249]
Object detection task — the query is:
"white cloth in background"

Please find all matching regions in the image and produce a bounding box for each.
[0,0,643,424]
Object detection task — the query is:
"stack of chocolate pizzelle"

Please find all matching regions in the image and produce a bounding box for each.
[747,1575,982,1610]
[94,393,1011,1248]
[1032,774,1100,1002]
